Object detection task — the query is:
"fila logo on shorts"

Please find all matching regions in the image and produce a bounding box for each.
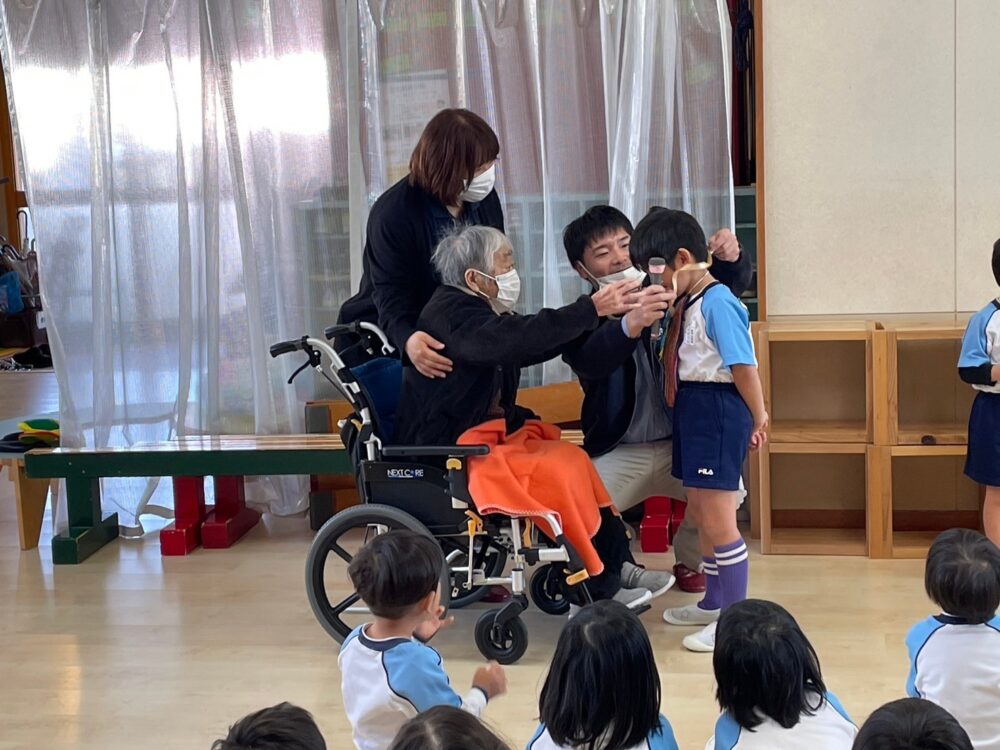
[698,468,715,476]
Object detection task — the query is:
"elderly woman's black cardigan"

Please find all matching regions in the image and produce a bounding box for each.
[394,285,600,446]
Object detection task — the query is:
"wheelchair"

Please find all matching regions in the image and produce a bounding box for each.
[269,322,590,664]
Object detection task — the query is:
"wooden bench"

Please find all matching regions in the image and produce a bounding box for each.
[2,454,57,550]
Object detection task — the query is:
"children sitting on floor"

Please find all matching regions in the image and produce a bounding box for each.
[211,702,326,750]
[905,528,1000,750]
[389,706,512,750]
[852,698,973,750]
[707,599,857,749]
[528,599,679,750]
[338,530,507,750]
[958,238,1000,547]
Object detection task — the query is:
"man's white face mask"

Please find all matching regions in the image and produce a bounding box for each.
[460,163,497,204]
[583,264,646,289]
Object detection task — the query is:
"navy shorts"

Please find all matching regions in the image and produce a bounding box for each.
[672,381,752,491]
[966,391,1000,487]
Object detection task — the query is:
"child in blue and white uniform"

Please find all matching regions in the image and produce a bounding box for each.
[706,599,857,750]
[630,208,768,653]
[906,528,1000,750]
[958,239,1000,546]
[338,530,507,750]
[527,600,679,750]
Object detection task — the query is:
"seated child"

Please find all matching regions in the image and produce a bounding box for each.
[852,698,973,750]
[630,207,767,653]
[707,599,857,749]
[528,599,679,750]
[958,238,1000,546]
[389,706,512,750]
[905,528,1000,750]
[339,530,507,750]
[211,702,326,750]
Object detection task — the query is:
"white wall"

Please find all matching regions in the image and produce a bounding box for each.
[764,0,998,316]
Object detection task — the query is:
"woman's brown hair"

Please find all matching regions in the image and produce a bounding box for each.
[409,108,500,207]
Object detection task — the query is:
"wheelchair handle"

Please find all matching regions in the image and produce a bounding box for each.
[269,337,308,358]
[324,321,395,355]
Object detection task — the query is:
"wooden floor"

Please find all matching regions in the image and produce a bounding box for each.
[1,479,930,750]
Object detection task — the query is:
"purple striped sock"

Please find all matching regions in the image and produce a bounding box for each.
[698,557,721,611]
[715,538,749,610]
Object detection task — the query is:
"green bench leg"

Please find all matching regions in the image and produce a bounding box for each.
[51,477,120,565]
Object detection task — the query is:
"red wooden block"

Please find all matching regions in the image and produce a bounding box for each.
[161,476,207,556]
[201,475,260,549]
[640,514,671,553]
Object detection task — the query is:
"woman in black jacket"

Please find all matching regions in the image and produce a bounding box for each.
[395,225,673,608]
[337,109,504,375]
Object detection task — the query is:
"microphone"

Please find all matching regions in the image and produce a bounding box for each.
[647,256,666,340]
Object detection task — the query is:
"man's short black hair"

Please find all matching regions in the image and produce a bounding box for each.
[630,207,708,270]
[211,703,326,750]
[852,698,973,750]
[714,599,827,731]
[993,237,1000,286]
[540,600,661,750]
[924,528,1000,624]
[562,205,634,268]
[348,530,443,620]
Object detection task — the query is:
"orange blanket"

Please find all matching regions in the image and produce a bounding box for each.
[457,419,613,576]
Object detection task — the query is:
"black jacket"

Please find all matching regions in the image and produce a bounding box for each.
[395,286,600,446]
[336,177,505,353]
[563,252,754,457]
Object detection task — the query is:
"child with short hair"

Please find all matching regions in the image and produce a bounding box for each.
[852,698,973,750]
[339,530,507,750]
[389,706,512,750]
[630,208,767,652]
[528,599,679,750]
[708,599,857,749]
[211,702,326,750]
[905,528,1000,750]
[958,239,1000,546]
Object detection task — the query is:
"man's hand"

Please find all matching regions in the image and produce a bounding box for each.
[709,228,741,262]
[472,661,508,700]
[750,410,769,452]
[413,605,453,642]
[623,285,676,338]
[591,278,642,319]
[405,331,453,379]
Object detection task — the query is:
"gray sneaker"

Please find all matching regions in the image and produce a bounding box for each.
[622,562,676,599]
[612,586,653,610]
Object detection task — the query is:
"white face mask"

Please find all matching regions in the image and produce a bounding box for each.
[583,264,646,289]
[460,163,496,204]
[473,268,521,309]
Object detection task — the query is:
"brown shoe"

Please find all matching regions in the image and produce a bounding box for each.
[673,563,706,594]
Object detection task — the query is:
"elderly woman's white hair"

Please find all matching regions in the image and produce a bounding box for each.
[431,225,510,287]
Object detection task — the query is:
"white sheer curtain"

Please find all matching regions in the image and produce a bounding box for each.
[0,0,731,530]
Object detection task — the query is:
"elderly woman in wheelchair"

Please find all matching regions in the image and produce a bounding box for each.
[271,226,672,664]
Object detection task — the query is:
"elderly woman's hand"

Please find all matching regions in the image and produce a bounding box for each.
[591,278,643,319]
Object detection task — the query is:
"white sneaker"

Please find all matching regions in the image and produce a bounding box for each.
[662,602,721,626]
[621,562,676,599]
[682,621,717,653]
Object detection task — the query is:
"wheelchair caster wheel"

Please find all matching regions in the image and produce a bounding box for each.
[529,563,570,616]
[474,609,528,665]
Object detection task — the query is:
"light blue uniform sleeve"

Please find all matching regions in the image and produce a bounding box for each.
[703,288,756,369]
[824,692,854,724]
[712,712,742,750]
[959,306,996,368]
[905,618,944,698]
[649,714,681,750]
[382,641,463,712]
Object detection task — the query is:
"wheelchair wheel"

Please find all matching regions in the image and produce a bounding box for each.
[474,609,529,665]
[443,537,508,609]
[528,563,571,616]
[305,503,451,642]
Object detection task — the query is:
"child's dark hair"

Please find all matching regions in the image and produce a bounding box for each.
[539,600,660,750]
[714,599,826,730]
[347,530,443,619]
[852,698,973,750]
[629,207,708,270]
[993,237,1000,286]
[562,205,634,268]
[211,703,326,750]
[389,706,512,750]
[924,528,1000,624]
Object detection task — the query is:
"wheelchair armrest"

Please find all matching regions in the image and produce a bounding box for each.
[380,444,490,458]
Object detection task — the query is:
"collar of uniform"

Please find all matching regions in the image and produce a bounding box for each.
[934,613,972,625]
[358,624,412,652]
